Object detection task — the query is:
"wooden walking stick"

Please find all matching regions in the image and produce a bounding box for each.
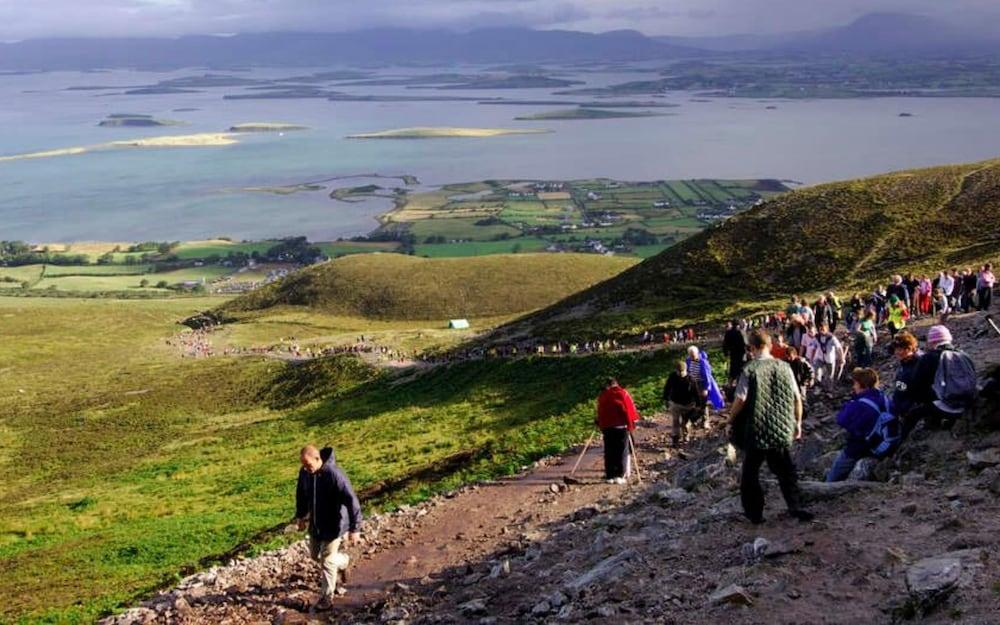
[569,432,596,476]
[987,315,1000,338]
[627,432,642,484]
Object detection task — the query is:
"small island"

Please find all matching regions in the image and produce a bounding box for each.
[228,122,309,132]
[98,114,182,128]
[346,127,552,140]
[513,107,664,121]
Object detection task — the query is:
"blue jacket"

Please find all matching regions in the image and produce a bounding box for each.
[686,352,725,410]
[836,389,888,458]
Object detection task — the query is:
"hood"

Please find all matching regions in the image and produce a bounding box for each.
[320,446,335,465]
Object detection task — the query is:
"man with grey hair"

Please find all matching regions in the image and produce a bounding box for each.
[296,445,362,609]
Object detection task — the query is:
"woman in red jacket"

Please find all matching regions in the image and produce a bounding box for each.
[596,378,640,484]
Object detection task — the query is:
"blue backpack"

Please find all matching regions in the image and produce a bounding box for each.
[859,396,901,457]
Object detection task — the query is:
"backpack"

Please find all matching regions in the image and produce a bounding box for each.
[933,349,978,412]
[859,396,901,458]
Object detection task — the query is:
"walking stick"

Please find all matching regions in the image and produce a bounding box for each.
[987,315,1000,338]
[569,432,596,476]
[627,432,642,484]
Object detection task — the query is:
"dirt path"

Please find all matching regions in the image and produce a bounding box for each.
[330,419,671,615]
[104,412,686,625]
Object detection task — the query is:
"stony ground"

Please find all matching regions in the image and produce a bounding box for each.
[104,313,1000,625]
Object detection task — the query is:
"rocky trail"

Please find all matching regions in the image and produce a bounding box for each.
[107,313,1000,625]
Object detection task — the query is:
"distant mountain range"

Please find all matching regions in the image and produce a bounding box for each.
[2,13,998,72]
[0,28,697,71]
[658,13,1000,56]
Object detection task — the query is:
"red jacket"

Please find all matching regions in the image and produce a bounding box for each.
[596,386,640,430]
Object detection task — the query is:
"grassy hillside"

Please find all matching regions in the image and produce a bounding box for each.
[220,253,637,320]
[0,295,687,623]
[503,158,1000,338]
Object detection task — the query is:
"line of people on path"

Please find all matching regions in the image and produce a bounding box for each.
[596,318,980,526]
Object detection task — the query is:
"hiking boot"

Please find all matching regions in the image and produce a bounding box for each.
[311,596,334,612]
[790,509,815,523]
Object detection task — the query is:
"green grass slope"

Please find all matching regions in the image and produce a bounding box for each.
[0,296,683,623]
[220,253,637,320]
[503,158,1000,338]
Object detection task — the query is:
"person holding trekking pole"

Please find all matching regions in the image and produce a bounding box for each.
[596,378,640,485]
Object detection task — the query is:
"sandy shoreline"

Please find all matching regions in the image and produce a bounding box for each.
[0,132,245,163]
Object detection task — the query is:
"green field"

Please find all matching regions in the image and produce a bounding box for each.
[171,240,278,259]
[408,217,522,242]
[29,266,233,293]
[413,238,550,257]
[41,265,153,276]
[0,295,685,623]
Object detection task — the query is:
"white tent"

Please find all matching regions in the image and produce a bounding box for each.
[448,319,470,329]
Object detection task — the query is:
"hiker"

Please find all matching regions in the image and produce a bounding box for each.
[887,295,910,338]
[826,368,900,482]
[812,323,845,394]
[785,314,806,350]
[596,378,640,484]
[888,275,910,311]
[814,296,835,330]
[800,323,819,364]
[939,271,955,308]
[770,333,789,361]
[977,263,995,311]
[848,293,866,331]
[853,310,878,368]
[728,330,813,524]
[686,345,726,426]
[962,268,978,312]
[295,445,363,609]
[889,332,924,437]
[785,346,814,413]
[933,287,950,320]
[917,275,933,317]
[663,361,701,447]
[905,325,978,431]
[826,291,843,331]
[722,319,748,383]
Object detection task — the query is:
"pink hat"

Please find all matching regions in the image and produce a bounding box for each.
[927,325,953,347]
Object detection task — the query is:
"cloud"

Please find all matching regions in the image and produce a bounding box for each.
[0,0,998,39]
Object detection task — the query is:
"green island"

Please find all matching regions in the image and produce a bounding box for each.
[513,107,666,120]
[228,122,309,132]
[98,114,183,128]
[3,158,1000,623]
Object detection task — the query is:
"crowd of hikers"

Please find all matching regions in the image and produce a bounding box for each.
[595,266,989,524]
[286,266,991,610]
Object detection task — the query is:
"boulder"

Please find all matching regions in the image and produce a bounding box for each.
[709,584,754,606]
[796,480,879,503]
[905,549,984,613]
[564,548,638,594]
[459,599,488,616]
[653,488,696,506]
[966,448,1000,470]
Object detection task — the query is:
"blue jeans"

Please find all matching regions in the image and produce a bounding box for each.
[826,450,862,482]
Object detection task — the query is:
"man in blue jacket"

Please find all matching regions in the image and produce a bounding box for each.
[296,445,363,609]
[826,368,892,482]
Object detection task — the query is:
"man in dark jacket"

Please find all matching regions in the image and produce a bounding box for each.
[296,445,363,607]
[722,320,748,383]
[663,360,700,447]
[729,330,813,524]
[889,332,923,436]
[906,325,976,431]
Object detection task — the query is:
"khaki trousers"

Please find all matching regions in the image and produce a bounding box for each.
[309,536,349,598]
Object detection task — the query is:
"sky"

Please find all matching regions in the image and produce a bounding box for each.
[0,0,998,40]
